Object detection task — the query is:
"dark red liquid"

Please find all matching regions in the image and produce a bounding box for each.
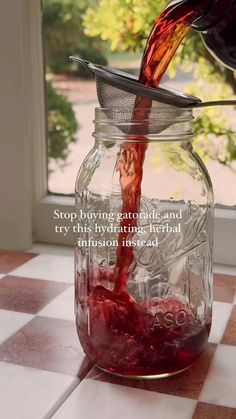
[76,0,211,376]
[139,1,197,87]
[76,279,210,376]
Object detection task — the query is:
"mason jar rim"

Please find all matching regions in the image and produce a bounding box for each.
[93,106,193,141]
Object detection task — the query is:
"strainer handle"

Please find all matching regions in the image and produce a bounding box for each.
[194,100,236,108]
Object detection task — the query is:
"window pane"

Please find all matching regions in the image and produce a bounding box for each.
[42,1,236,206]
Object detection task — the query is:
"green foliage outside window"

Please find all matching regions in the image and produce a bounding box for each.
[46,79,78,165]
[43,0,107,76]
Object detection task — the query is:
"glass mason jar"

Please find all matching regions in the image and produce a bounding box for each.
[74,105,214,379]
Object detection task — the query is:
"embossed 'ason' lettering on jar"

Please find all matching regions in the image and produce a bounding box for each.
[74,104,214,379]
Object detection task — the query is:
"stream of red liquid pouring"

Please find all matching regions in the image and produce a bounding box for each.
[77,1,211,376]
[113,1,199,292]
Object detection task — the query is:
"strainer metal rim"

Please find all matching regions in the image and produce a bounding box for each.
[90,63,201,108]
[69,56,201,108]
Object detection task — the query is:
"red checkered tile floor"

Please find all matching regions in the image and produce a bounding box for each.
[0,248,236,419]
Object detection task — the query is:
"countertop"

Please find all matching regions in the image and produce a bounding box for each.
[0,247,236,419]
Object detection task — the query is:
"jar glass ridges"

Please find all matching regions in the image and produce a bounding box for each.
[74,106,214,379]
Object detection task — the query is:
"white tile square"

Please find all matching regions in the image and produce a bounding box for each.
[209,302,232,343]
[29,244,73,257]
[10,254,74,283]
[38,286,75,321]
[0,361,78,419]
[200,345,236,408]
[53,379,196,419]
[0,309,33,344]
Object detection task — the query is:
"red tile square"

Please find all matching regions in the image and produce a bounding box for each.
[214,273,236,288]
[0,275,70,314]
[213,286,235,303]
[222,306,236,346]
[86,343,217,399]
[213,274,236,303]
[0,316,90,377]
[192,402,236,419]
[0,250,37,274]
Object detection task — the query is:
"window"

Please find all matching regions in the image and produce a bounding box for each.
[1,0,235,266]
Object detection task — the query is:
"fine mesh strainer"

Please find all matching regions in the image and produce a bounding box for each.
[70,56,236,110]
[70,56,201,109]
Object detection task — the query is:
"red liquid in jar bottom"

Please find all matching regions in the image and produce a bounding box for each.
[76,282,210,377]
